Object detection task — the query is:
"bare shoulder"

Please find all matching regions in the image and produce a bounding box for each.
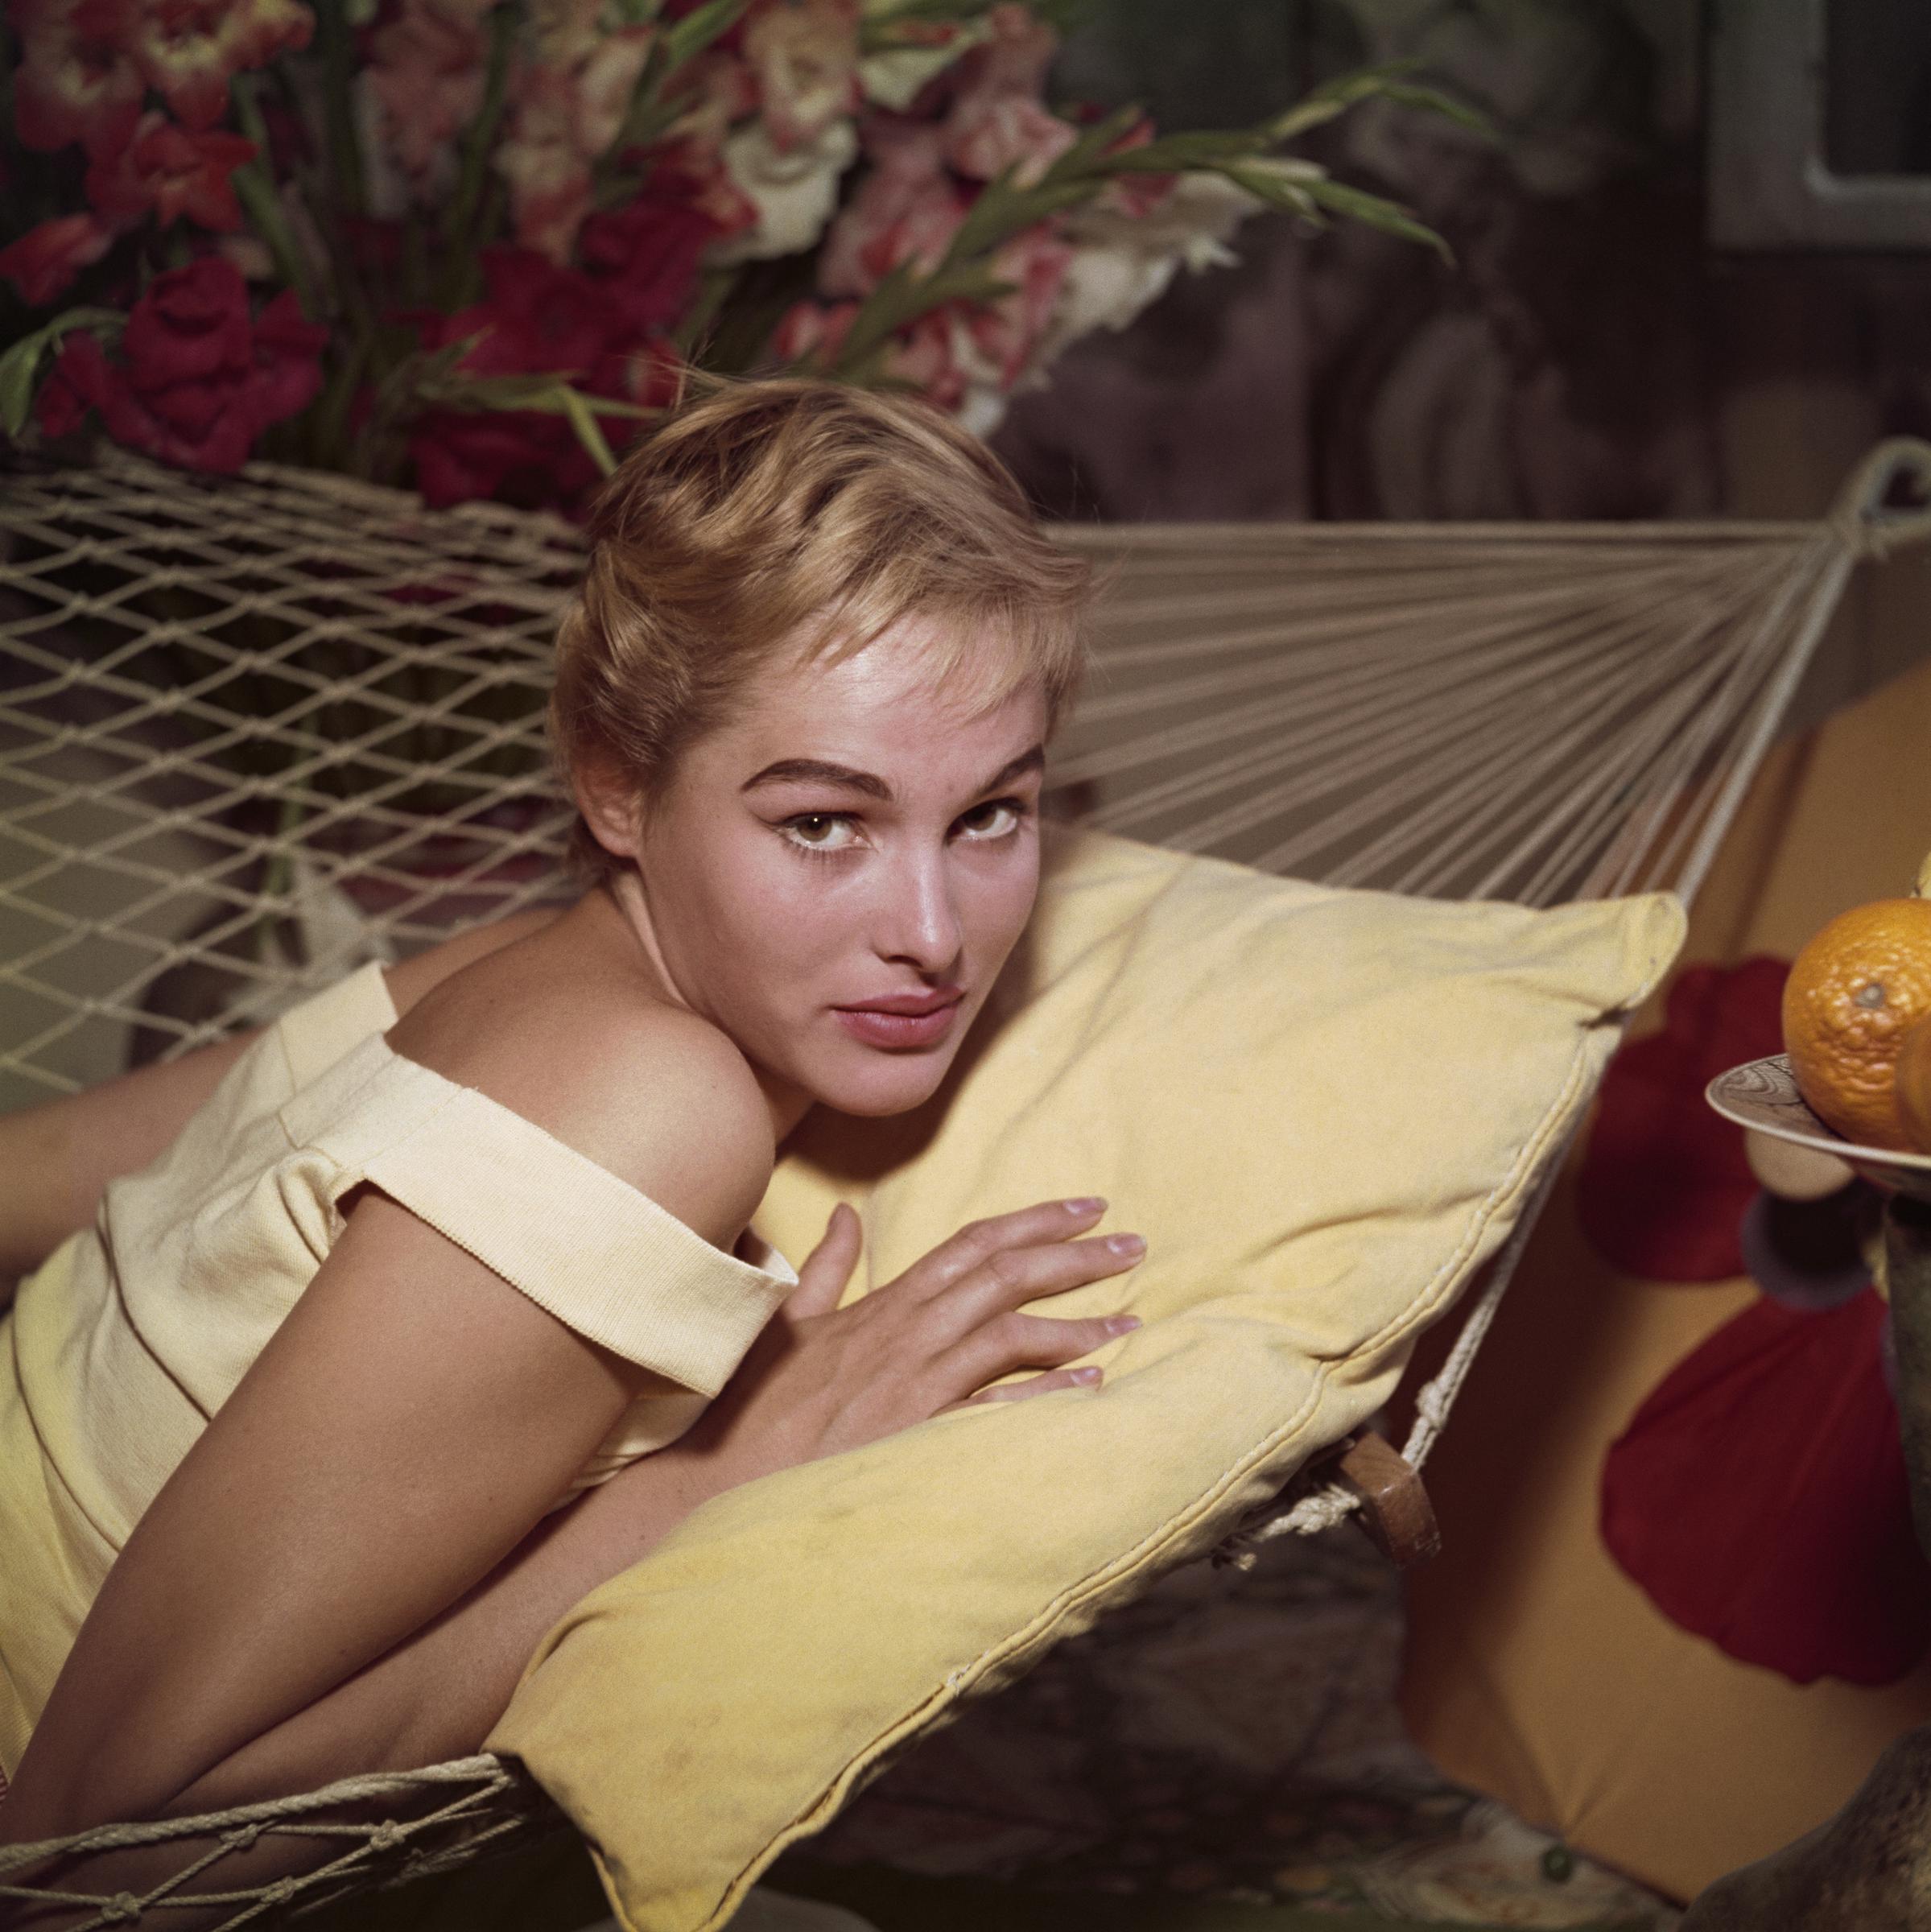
[383,909,773,1252]
[380,905,565,1018]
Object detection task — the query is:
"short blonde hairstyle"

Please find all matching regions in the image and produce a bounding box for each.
[550,374,1095,880]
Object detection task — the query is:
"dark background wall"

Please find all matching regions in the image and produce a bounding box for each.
[994,0,1931,735]
[996,0,1931,523]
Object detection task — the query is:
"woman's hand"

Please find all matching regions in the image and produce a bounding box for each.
[684,1198,1144,1486]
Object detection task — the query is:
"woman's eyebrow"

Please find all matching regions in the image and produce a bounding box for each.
[741,745,1044,802]
[741,758,892,799]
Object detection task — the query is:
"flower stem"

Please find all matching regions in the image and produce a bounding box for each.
[230,76,321,316]
[312,0,369,220]
[439,1,519,303]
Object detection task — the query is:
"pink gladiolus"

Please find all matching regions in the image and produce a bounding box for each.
[741,0,859,153]
[497,67,595,262]
[963,2,1058,97]
[125,0,315,132]
[659,47,759,163]
[770,295,858,366]
[881,308,965,411]
[1088,113,1177,219]
[497,23,656,262]
[0,212,114,305]
[86,112,257,230]
[526,0,603,68]
[576,25,657,156]
[963,225,1073,388]
[817,115,964,298]
[367,0,492,179]
[944,91,1075,186]
[11,0,146,159]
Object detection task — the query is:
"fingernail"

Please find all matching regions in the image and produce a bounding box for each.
[1063,1196,1106,1216]
[1106,1315,1141,1334]
[1106,1233,1146,1258]
[1071,1365,1101,1383]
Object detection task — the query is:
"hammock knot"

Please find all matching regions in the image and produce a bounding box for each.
[1832,506,1910,564]
[1209,1538,1261,1572]
[101,1891,143,1922]
[1832,437,1931,560]
[369,1820,407,1853]
[264,1877,299,1905]
[221,1823,263,1853]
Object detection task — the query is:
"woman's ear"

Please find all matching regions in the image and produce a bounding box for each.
[573,748,646,861]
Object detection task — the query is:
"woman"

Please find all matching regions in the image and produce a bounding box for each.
[0,378,1147,1866]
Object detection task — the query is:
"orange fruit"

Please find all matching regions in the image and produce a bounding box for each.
[1781,897,1931,1151]
[1900,1015,1931,1155]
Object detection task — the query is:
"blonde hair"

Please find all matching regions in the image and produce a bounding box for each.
[549,374,1095,881]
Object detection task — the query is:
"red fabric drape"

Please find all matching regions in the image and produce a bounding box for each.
[1583,954,1931,1683]
[1578,956,1789,1281]
[1602,1290,1930,1686]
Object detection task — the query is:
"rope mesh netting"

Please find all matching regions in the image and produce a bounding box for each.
[9,443,1926,1110]
[3,440,1927,1927]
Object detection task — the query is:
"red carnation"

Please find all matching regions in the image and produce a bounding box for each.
[86,113,257,232]
[38,332,113,437]
[408,246,675,510]
[0,213,115,306]
[50,257,327,473]
[436,246,633,385]
[578,173,746,336]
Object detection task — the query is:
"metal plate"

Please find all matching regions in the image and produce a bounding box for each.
[1706,1054,1931,1200]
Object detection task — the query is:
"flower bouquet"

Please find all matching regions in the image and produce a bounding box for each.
[0,0,1475,1053]
[0,0,1474,514]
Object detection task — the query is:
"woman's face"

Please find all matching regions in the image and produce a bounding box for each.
[617,617,1050,1124]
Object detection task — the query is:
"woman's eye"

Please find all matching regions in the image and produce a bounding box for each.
[782,813,859,852]
[956,799,1024,840]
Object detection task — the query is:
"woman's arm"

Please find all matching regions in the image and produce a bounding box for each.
[0,1190,637,1839]
[0,908,563,1282]
[0,997,765,1843]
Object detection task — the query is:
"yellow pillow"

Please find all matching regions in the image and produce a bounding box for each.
[489,827,1685,1932]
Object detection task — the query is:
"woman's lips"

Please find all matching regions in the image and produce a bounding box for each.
[832,994,964,1050]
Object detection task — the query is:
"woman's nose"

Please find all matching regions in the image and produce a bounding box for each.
[877,848,962,973]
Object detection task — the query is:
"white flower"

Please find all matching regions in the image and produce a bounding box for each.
[711,117,860,263]
[856,15,990,112]
[1038,170,1280,361]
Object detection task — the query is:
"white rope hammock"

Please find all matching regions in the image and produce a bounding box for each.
[3,439,1928,1926]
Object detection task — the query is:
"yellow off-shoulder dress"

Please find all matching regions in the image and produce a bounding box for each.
[0,961,797,1776]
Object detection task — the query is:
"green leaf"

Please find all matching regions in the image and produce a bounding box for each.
[0,307,122,439]
[1301,177,1451,261]
[554,386,620,476]
[663,0,756,70]
[1041,103,1145,182]
[939,164,1101,267]
[1375,80,1496,143]
[230,76,320,313]
[441,0,518,278]
[860,0,995,33]
[1264,60,1490,147]
[671,262,741,357]
[1211,160,1322,221]
[831,258,1013,371]
[420,365,659,423]
[1087,126,1272,174]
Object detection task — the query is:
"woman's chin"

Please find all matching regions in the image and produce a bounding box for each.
[807,1044,957,1119]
